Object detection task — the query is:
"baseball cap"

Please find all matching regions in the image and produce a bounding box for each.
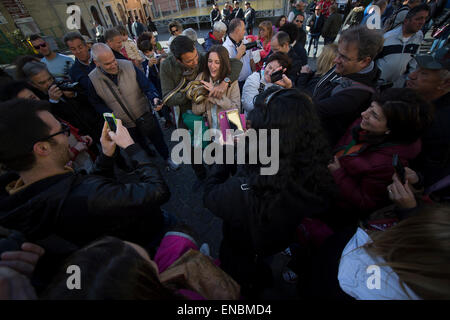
[414,45,450,71]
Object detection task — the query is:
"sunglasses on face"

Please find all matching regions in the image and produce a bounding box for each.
[33,43,47,50]
[295,19,304,23]
[170,29,178,35]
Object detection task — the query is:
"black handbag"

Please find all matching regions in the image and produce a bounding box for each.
[102,79,158,137]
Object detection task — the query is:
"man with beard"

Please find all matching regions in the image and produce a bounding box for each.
[296,25,384,146]
[160,35,242,187]
[0,99,171,288]
[29,34,74,82]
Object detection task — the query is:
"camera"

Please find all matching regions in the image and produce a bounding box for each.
[0,227,27,257]
[244,41,258,50]
[54,80,80,92]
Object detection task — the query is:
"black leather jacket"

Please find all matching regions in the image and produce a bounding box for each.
[0,144,170,248]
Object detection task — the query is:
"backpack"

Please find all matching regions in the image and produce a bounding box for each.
[383,6,409,32]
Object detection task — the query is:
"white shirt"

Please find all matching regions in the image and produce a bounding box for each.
[338,228,421,300]
[223,36,253,82]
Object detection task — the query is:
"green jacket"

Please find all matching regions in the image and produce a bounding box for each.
[160,53,243,114]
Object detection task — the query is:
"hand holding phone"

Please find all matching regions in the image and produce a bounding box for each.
[103,112,117,132]
[270,69,284,83]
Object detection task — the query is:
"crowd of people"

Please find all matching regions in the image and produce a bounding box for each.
[0,0,449,300]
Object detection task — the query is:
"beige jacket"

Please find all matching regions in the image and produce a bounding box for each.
[191,72,241,128]
[89,59,149,128]
[123,39,143,62]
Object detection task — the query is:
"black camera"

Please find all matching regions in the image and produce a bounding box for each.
[55,80,80,92]
[0,227,27,257]
[244,41,258,50]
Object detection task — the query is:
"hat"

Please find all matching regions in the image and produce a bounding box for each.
[415,46,450,71]
[245,1,250,4]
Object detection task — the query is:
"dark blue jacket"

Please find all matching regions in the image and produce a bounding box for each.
[68,57,96,95]
[142,59,162,96]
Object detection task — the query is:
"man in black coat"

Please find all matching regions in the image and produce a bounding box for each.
[306,5,325,57]
[407,46,450,188]
[297,26,384,146]
[244,1,256,35]
[231,1,245,21]
[210,3,222,29]
[0,99,171,287]
[271,31,307,82]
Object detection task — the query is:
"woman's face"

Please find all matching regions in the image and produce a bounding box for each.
[259,26,266,39]
[360,101,389,135]
[151,36,156,45]
[280,17,286,27]
[208,52,221,81]
[264,60,281,83]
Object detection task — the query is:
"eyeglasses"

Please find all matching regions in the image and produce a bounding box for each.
[336,51,360,63]
[34,122,70,146]
[170,29,178,35]
[33,43,47,50]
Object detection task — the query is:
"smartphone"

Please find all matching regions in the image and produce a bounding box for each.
[103,112,117,132]
[270,69,283,83]
[392,154,406,184]
[226,109,244,135]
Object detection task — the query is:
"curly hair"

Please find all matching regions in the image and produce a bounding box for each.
[246,86,337,221]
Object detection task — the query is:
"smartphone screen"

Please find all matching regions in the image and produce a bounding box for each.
[392,154,406,184]
[103,113,117,132]
[226,110,243,134]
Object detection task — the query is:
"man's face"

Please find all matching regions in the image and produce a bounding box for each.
[403,11,428,34]
[232,21,245,42]
[294,15,304,28]
[270,37,289,54]
[107,35,123,52]
[31,38,51,57]
[29,70,54,93]
[406,67,444,96]
[214,30,226,40]
[17,88,40,100]
[315,7,321,15]
[95,51,119,75]
[67,38,90,63]
[36,111,71,167]
[334,41,369,75]
[170,26,182,36]
[179,48,199,69]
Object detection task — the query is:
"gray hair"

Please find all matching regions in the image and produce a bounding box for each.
[63,31,85,45]
[22,61,49,79]
[104,27,122,42]
[213,21,227,33]
[182,28,198,42]
[91,43,113,61]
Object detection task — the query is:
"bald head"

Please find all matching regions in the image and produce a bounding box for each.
[92,43,118,75]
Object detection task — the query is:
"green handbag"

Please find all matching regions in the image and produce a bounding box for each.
[182,112,210,149]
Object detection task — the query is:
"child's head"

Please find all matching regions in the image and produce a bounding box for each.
[138,40,154,57]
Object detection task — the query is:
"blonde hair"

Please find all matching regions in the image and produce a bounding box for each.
[364,205,450,299]
[258,21,273,44]
[316,43,338,76]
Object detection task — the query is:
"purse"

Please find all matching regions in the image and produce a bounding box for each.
[182,112,210,149]
[103,79,158,137]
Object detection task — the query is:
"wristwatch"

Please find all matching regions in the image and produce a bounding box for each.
[224,77,231,87]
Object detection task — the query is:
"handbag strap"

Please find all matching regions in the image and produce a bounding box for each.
[102,79,137,121]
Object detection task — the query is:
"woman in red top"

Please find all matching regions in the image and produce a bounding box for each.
[328,88,433,218]
[246,20,273,71]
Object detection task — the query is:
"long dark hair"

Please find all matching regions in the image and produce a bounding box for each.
[246,86,336,219]
[275,15,287,28]
[203,45,231,83]
[42,237,182,300]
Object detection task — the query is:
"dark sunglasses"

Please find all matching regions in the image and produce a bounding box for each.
[170,29,178,35]
[34,122,70,146]
[33,43,47,49]
[295,19,304,23]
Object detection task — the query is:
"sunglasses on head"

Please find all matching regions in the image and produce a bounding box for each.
[33,43,47,50]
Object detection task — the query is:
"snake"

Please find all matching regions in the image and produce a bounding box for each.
[162,71,209,106]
